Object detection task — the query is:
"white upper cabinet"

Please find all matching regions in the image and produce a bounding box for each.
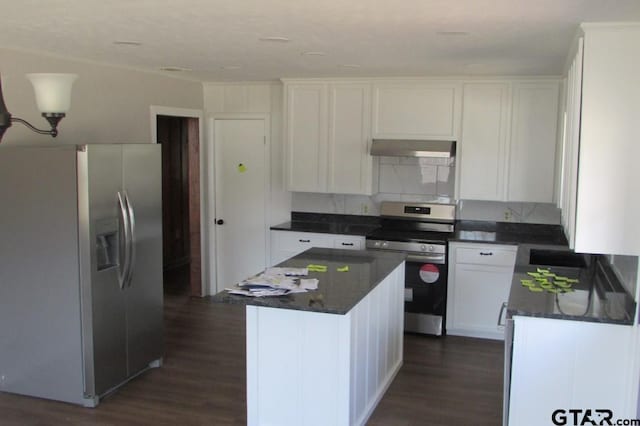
[372,82,462,140]
[285,83,328,192]
[458,80,560,202]
[459,83,511,201]
[284,81,375,195]
[327,83,373,194]
[507,81,560,202]
[560,24,640,255]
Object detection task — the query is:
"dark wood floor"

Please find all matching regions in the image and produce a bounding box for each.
[0,267,504,425]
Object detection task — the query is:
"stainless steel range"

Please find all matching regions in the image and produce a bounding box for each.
[366,202,456,336]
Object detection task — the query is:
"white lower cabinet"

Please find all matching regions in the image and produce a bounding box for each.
[446,242,517,340]
[270,230,365,266]
[506,316,635,426]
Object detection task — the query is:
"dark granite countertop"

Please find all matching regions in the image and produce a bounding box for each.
[451,220,568,246]
[507,254,635,325]
[270,212,380,236]
[271,213,568,247]
[210,247,406,315]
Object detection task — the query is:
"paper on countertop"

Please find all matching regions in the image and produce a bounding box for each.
[238,275,299,290]
[226,288,290,297]
[299,278,319,290]
[264,267,309,277]
[225,266,320,297]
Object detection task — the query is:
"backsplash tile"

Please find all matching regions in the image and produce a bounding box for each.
[457,200,561,224]
[290,157,561,227]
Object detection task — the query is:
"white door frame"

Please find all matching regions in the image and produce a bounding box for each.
[150,105,206,295]
[209,113,271,294]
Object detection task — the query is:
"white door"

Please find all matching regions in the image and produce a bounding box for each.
[214,118,267,291]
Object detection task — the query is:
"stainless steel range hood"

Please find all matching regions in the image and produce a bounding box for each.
[370,139,456,158]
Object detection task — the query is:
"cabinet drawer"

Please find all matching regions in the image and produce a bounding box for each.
[333,237,363,250]
[278,232,333,251]
[455,246,517,267]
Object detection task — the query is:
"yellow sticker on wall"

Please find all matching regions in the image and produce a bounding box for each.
[238,163,247,173]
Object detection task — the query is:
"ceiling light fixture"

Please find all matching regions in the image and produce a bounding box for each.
[301,51,326,56]
[113,40,142,46]
[0,73,78,143]
[436,31,470,36]
[159,66,192,72]
[259,36,290,43]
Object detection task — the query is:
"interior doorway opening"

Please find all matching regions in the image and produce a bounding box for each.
[156,114,202,297]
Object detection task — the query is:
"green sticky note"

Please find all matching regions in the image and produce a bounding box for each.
[547,288,560,294]
[565,278,579,283]
[529,287,544,292]
[337,265,349,272]
[554,281,572,288]
[527,272,543,277]
[537,268,550,273]
[238,163,247,173]
[554,276,569,281]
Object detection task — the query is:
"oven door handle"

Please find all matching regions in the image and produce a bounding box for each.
[406,253,446,264]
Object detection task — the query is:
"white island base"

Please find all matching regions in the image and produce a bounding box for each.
[246,264,405,426]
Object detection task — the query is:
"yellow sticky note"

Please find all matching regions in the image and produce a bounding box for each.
[238,163,247,173]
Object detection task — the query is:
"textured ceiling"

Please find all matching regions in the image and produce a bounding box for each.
[1,0,640,81]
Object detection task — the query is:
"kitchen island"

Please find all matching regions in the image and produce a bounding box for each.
[212,248,406,426]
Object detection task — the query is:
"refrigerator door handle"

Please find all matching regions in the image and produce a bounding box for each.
[124,191,137,288]
[117,191,131,290]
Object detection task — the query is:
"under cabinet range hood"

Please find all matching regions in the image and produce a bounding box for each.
[370,139,456,158]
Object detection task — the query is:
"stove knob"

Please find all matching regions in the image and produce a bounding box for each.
[373,241,381,248]
[382,242,389,248]
[429,245,434,252]
[420,244,426,251]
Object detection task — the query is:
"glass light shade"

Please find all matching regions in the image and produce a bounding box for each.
[26,73,78,113]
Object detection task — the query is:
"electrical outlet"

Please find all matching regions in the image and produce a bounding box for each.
[504,210,512,221]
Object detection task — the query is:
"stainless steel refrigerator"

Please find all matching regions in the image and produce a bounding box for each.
[0,144,163,407]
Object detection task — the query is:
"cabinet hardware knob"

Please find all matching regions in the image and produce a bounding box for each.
[299,239,310,243]
[479,252,493,256]
[216,219,224,225]
[342,243,354,246]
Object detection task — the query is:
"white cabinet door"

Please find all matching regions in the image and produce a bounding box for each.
[571,25,640,255]
[508,316,635,426]
[507,81,560,202]
[447,242,517,340]
[327,83,374,195]
[285,83,328,192]
[372,82,461,140]
[459,83,510,200]
[284,81,374,195]
[560,39,584,249]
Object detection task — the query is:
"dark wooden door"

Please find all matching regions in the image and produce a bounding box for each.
[158,115,190,271]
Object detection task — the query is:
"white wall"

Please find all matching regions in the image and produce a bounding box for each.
[0,48,203,145]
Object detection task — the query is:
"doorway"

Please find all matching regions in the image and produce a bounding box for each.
[156,113,202,297]
[213,117,269,292]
